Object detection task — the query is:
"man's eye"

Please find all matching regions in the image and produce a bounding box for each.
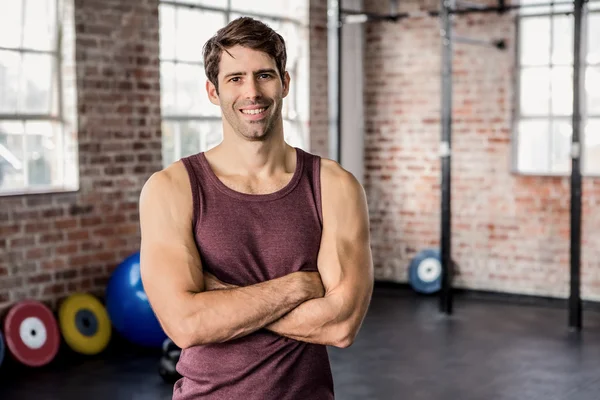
[259,74,271,79]
[230,77,241,82]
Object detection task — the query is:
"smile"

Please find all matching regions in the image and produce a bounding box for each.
[240,107,268,115]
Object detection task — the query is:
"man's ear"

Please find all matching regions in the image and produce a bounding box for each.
[282,71,291,98]
[206,80,220,106]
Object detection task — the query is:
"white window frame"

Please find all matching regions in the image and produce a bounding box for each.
[0,0,78,196]
[513,4,600,176]
[158,1,308,166]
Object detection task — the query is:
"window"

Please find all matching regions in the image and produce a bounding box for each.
[0,0,78,195]
[515,1,600,175]
[159,0,309,167]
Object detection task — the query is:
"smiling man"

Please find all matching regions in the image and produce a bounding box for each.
[139,17,374,400]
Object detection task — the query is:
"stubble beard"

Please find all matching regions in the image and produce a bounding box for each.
[224,99,283,142]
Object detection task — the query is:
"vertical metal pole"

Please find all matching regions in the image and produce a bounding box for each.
[439,0,453,315]
[569,0,584,331]
[328,0,342,163]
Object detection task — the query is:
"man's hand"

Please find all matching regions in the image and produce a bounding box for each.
[204,272,325,299]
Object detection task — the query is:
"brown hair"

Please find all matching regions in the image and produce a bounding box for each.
[203,17,287,93]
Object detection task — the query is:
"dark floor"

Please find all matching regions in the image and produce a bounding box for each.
[1,288,600,400]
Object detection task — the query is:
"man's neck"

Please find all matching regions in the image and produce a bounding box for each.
[210,132,292,178]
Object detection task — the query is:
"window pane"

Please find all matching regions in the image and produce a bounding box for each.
[279,22,300,68]
[0,121,25,191]
[25,121,58,186]
[517,119,550,173]
[159,4,176,60]
[519,17,551,66]
[551,67,573,116]
[176,8,226,63]
[23,0,56,51]
[519,0,552,15]
[584,118,600,174]
[589,14,600,64]
[161,121,177,166]
[63,125,78,189]
[0,0,23,49]
[520,68,550,116]
[175,63,219,116]
[230,0,299,17]
[199,121,222,151]
[183,0,227,8]
[20,53,53,114]
[161,61,177,115]
[552,15,573,65]
[550,120,572,174]
[587,67,600,115]
[180,121,202,158]
[284,120,306,149]
[0,50,21,113]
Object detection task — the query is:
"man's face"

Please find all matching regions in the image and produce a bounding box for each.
[207,45,290,142]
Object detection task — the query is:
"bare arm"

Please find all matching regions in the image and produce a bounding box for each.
[139,162,324,349]
[203,160,374,348]
[264,161,373,347]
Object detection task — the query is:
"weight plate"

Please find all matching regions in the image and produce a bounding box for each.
[4,300,60,367]
[409,248,442,294]
[58,293,111,355]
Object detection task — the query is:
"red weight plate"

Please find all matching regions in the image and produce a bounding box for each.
[3,300,60,367]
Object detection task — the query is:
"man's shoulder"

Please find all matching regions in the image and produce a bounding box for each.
[319,158,364,200]
[140,160,191,203]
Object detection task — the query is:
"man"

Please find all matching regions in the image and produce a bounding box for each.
[139,17,373,400]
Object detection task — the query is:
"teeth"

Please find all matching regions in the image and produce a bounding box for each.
[241,108,266,115]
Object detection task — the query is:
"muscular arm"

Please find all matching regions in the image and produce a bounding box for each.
[206,161,374,348]
[264,161,374,347]
[139,163,323,349]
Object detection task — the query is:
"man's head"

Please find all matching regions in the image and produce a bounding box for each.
[203,18,290,142]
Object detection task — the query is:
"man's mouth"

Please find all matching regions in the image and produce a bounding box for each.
[240,107,267,115]
[239,105,269,120]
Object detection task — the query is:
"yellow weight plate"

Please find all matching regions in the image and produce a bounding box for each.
[58,293,111,355]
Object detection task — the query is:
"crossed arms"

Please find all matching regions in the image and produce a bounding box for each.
[138,158,374,349]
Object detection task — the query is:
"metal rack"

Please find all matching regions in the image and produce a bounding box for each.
[328,0,592,330]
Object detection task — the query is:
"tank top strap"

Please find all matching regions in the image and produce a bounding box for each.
[180,154,203,233]
[298,148,323,227]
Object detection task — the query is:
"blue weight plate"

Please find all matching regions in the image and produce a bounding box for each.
[409,248,442,294]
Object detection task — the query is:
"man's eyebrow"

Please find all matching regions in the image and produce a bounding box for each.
[254,69,278,76]
[223,69,278,80]
[223,71,245,80]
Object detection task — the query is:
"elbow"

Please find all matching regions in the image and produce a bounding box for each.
[168,323,193,349]
[332,323,357,349]
[169,315,209,349]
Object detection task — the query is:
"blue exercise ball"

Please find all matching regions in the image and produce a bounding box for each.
[0,330,5,368]
[105,252,167,348]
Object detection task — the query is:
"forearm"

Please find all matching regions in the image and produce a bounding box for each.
[265,293,352,347]
[176,273,312,348]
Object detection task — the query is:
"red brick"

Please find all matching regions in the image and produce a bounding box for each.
[28,273,52,284]
[55,219,79,230]
[56,244,79,255]
[68,230,90,241]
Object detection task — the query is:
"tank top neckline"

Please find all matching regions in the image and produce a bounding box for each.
[197,147,305,202]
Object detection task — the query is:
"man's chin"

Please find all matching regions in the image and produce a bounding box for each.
[239,129,269,142]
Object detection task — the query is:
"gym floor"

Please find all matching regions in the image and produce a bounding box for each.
[1,287,600,400]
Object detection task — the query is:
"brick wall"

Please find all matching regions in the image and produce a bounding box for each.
[309,0,329,157]
[0,0,162,313]
[364,0,600,300]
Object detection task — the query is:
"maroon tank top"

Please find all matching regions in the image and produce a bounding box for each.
[174,147,334,400]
